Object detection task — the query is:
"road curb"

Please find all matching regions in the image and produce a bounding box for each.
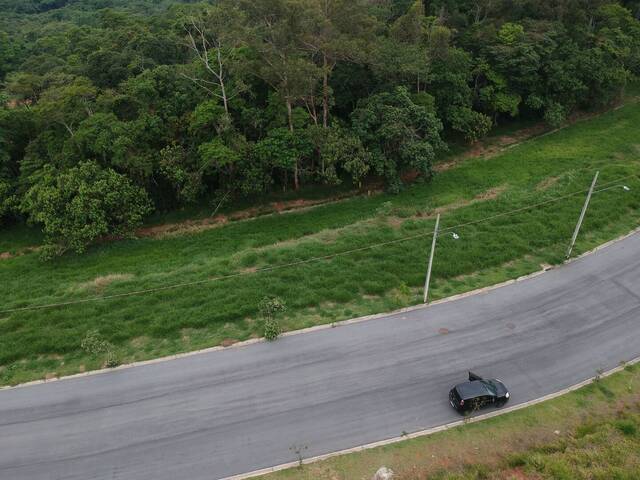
[220,355,640,480]
[2,226,638,392]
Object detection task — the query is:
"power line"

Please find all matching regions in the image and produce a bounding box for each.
[1,174,636,315]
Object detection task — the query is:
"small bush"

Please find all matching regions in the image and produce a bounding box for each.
[259,296,286,341]
[104,350,120,369]
[395,282,413,303]
[81,330,112,355]
[264,318,282,341]
[259,296,286,321]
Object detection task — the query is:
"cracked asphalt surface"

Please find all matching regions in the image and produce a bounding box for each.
[1,232,639,480]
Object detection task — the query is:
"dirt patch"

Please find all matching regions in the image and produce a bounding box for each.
[221,339,237,348]
[0,246,41,261]
[387,216,405,229]
[433,185,507,214]
[137,215,229,238]
[536,176,560,191]
[386,186,508,230]
[435,124,549,173]
[136,190,380,240]
[437,186,507,215]
[76,274,134,293]
[475,185,508,201]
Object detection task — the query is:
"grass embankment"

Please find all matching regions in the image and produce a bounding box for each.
[260,363,640,480]
[1,101,640,385]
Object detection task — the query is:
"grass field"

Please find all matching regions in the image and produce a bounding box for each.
[1,99,640,385]
[259,363,640,480]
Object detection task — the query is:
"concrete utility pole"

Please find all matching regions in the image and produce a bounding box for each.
[566,171,599,259]
[423,214,441,304]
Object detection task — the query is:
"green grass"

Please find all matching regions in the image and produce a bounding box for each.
[1,100,640,385]
[259,363,640,480]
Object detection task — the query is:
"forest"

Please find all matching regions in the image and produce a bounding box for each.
[1,0,640,257]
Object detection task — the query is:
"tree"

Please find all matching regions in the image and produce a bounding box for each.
[159,144,203,205]
[243,0,322,189]
[21,162,152,258]
[351,86,445,191]
[182,2,250,116]
[474,59,521,122]
[0,112,13,223]
[429,39,492,142]
[254,127,313,191]
[301,0,375,127]
[35,76,97,138]
[320,127,370,187]
[0,31,16,81]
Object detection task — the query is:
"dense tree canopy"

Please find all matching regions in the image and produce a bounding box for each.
[1,0,639,254]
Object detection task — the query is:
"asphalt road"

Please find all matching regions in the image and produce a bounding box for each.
[2,232,640,480]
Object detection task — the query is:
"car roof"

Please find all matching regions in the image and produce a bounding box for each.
[455,380,495,400]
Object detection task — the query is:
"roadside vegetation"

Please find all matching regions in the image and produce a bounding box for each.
[260,363,640,480]
[0,95,639,386]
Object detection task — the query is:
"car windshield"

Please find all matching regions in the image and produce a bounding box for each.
[481,380,498,395]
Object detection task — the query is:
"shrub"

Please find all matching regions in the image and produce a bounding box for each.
[104,350,120,369]
[259,296,286,321]
[80,330,111,355]
[259,296,286,341]
[21,161,152,258]
[264,318,282,342]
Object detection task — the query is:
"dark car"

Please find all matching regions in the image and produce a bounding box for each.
[449,372,510,414]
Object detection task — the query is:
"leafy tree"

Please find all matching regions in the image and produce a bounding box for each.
[320,127,370,187]
[182,1,250,115]
[301,0,376,127]
[474,60,521,121]
[352,86,445,191]
[254,127,314,191]
[21,162,152,258]
[243,0,322,137]
[159,144,203,205]
[35,76,97,138]
[0,31,16,81]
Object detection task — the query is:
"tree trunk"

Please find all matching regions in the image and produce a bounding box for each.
[286,97,300,191]
[286,97,294,132]
[217,48,230,115]
[322,53,329,129]
[220,78,229,115]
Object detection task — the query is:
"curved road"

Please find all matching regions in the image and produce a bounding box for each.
[1,232,640,480]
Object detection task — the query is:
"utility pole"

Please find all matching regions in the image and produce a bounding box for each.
[423,214,440,304]
[566,171,599,259]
